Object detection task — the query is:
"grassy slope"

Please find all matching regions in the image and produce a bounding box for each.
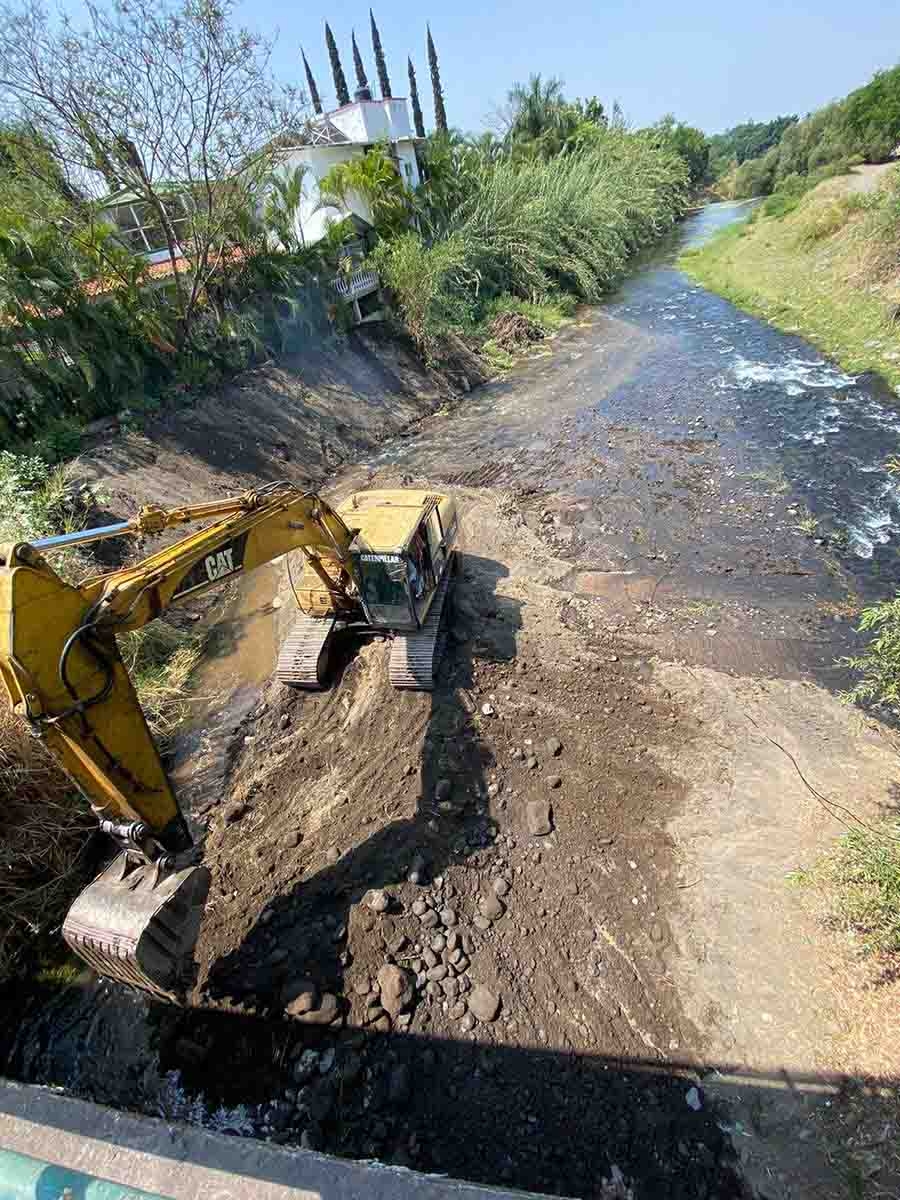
[680,176,900,392]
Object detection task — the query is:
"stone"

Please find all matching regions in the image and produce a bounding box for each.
[389,1063,412,1105]
[473,914,491,932]
[373,1014,392,1033]
[377,964,415,1017]
[408,855,428,885]
[439,907,458,928]
[174,1037,207,1068]
[449,1000,467,1020]
[546,775,562,790]
[423,948,439,969]
[430,934,446,953]
[283,830,302,848]
[291,992,340,1025]
[365,889,390,914]
[365,1005,387,1025]
[326,846,341,864]
[526,799,553,836]
[435,779,452,802]
[293,1049,320,1084]
[526,756,538,770]
[685,1087,702,1112]
[493,877,510,897]
[352,976,371,996]
[481,703,495,716]
[468,986,500,1023]
[282,977,319,1012]
[318,1047,336,1075]
[426,964,448,982]
[225,801,247,824]
[460,1012,476,1033]
[479,894,505,921]
[411,898,429,917]
[545,737,563,757]
[420,910,440,930]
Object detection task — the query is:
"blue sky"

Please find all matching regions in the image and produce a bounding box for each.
[235,0,899,136]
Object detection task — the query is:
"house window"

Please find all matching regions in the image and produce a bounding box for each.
[403,160,413,184]
[106,197,191,258]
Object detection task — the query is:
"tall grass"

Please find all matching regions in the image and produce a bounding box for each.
[375,129,688,349]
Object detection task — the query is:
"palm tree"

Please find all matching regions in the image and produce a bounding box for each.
[370,11,391,99]
[264,164,308,251]
[507,75,566,143]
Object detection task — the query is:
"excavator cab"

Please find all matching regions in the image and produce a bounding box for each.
[343,490,459,632]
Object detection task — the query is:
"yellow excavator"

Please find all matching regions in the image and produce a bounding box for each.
[0,482,458,1000]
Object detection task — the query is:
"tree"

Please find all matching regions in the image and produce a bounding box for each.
[504,75,580,160]
[0,0,303,341]
[319,144,411,239]
[843,65,900,162]
[302,49,323,116]
[325,21,350,107]
[370,11,391,99]
[351,31,369,94]
[427,26,447,134]
[408,58,426,139]
[652,116,710,188]
[265,164,308,251]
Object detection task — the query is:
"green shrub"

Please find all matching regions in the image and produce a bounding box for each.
[379,129,688,350]
[843,593,900,707]
[821,823,900,957]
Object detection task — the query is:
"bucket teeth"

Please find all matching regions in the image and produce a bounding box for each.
[62,853,210,1003]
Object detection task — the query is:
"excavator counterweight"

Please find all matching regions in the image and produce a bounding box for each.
[0,483,458,1000]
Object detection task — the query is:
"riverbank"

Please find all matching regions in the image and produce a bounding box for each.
[679,169,900,393]
[7,202,900,1199]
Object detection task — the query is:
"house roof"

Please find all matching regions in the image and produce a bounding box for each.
[81,246,247,298]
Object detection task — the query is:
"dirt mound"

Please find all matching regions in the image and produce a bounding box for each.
[488,311,547,351]
[136,536,745,1198]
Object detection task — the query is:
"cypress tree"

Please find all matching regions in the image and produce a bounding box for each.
[351,31,368,92]
[325,22,350,107]
[426,25,447,133]
[301,49,323,115]
[370,10,392,98]
[408,57,425,139]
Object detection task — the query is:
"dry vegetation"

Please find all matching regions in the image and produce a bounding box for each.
[0,706,93,981]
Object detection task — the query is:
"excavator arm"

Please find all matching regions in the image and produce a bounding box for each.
[0,482,358,999]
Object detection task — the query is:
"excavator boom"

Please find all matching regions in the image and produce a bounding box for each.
[0,481,458,1001]
[0,483,358,999]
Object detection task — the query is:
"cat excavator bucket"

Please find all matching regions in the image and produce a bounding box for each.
[63,854,211,1002]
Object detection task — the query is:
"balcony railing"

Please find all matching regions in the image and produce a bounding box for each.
[331,268,379,302]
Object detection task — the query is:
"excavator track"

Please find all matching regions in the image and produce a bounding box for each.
[276,612,342,689]
[389,555,456,691]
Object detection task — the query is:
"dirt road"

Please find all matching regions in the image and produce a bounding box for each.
[11,206,900,1199]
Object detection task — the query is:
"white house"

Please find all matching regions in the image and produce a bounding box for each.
[276,94,423,247]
